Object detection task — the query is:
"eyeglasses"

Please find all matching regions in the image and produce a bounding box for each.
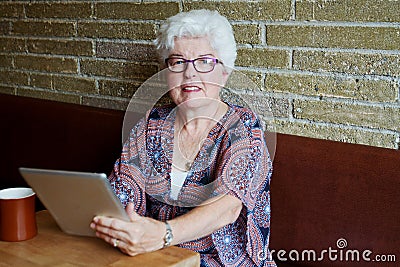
[165,57,223,73]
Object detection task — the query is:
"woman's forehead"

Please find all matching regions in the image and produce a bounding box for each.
[170,36,217,57]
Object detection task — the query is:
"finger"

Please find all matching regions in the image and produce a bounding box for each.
[105,235,139,257]
[92,222,115,236]
[113,239,136,256]
[119,244,139,257]
[102,234,121,248]
[95,228,129,248]
[93,216,129,231]
[90,220,131,243]
[95,225,132,244]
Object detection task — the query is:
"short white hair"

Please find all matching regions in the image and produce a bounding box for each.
[154,9,237,70]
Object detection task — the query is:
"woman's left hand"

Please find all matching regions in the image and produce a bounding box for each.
[90,203,165,256]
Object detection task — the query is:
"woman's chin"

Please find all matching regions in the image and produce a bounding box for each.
[175,99,222,118]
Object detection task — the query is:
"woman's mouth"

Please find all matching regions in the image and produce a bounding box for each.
[182,86,202,92]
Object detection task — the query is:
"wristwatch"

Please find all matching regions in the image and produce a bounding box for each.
[163,221,173,248]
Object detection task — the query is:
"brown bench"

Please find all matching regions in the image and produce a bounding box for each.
[270,134,399,266]
[1,93,398,266]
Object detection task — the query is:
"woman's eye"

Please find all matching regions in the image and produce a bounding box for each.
[198,58,212,65]
[173,59,185,65]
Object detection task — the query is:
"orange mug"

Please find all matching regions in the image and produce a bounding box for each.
[0,187,37,242]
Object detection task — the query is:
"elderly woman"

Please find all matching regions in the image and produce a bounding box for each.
[90,9,276,267]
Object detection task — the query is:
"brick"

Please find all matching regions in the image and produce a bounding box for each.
[248,94,290,118]
[233,24,261,45]
[30,73,52,89]
[128,78,173,103]
[13,21,75,37]
[82,96,129,111]
[26,2,92,19]
[0,85,16,95]
[221,90,289,118]
[78,22,156,40]
[267,25,400,50]
[80,59,158,80]
[27,39,93,56]
[0,3,24,18]
[129,97,172,114]
[225,70,264,91]
[184,1,292,21]
[265,73,398,102]
[17,88,80,105]
[53,75,96,94]
[0,55,13,68]
[237,48,289,68]
[296,0,400,23]
[123,97,164,114]
[95,2,179,20]
[0,37,25,52]
[272,119,399,149]
[96,42,157,62]
[0,21,10,35]
[293,99,400,132]
[0,70,29,86]
[293,51,400,77]
[15,55,77,73]
[99,80,140,98]
[154,94,174,107]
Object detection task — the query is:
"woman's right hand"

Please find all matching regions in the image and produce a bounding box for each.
[90,203,165,256]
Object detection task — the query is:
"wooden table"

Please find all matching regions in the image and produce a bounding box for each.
[0,211,200,266]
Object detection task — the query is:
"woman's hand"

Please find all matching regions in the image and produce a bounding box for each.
[91,194,242,256]
[90,203,165,256]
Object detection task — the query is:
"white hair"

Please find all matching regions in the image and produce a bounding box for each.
[154,9,237,70]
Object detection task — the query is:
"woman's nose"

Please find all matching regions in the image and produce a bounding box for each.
[183,62,197,79]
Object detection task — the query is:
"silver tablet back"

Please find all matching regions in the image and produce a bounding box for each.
[19,167,129,237]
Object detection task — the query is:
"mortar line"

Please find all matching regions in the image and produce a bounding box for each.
[290,0,296,21]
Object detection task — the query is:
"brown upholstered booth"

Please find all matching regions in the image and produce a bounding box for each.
[270,134,399,266]
[1,94,398,266]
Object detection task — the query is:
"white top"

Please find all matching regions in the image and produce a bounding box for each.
[170,166,188,200]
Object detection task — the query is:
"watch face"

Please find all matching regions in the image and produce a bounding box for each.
[166,230,173,243]
[164,221,173,247]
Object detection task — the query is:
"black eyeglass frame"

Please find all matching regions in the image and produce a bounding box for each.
[164,57,223,73]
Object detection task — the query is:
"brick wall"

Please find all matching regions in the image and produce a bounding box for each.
[1,0,399,149]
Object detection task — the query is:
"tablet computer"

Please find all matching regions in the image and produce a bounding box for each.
[19,167,129,237]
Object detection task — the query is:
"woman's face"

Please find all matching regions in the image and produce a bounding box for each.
[166,36,229,109]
